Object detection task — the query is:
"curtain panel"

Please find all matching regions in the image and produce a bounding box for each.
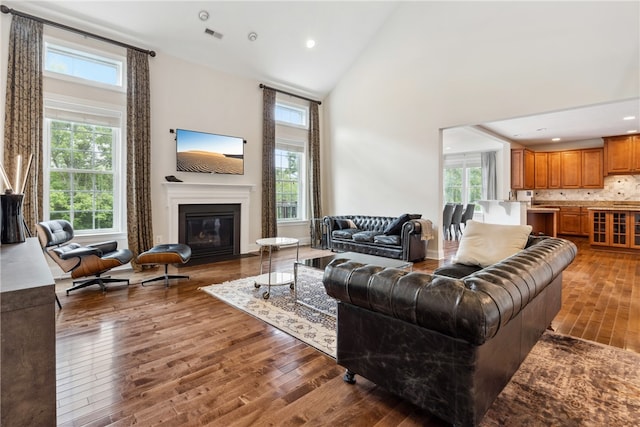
[3,16,43,235]
[126,49,154,270]
[308,102,322,220]
[261,88,278,238]
[481,151,497,200]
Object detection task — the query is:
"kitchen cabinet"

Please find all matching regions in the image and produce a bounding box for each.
[519,148,603,189]
[560,150,582,188]
[580,208,591,236]
[511,148,535,190]
[581,148,604,188]
[556,206,590,237]
[603,135,640,175]
[631,212,640,249]
[534,152,548,189]
[589,210,639,248]
[548,152,562,189]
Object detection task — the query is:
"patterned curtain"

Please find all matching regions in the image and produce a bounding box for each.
[126,49,153,270]
[3,16,43,235]
[261,87,277,238]
[308,102,322,231]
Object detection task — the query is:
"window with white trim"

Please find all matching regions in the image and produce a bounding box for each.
[44,99,124,234]
[44,38,124,89]
[444,153,482,206]
[275,100,309,222]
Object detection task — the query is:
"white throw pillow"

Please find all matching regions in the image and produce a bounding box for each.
[452,220,532,268]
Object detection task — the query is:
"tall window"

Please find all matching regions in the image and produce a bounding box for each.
[444,153,482,206]
[44,100,124,234]
[275,100,308,222]
[43,36,126,236]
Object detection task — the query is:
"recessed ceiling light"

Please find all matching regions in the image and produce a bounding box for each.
[623,116,636,121]
[198,10,209,21]
[306,39,316,49]
[552,137,561,142]
[248,32,258,42]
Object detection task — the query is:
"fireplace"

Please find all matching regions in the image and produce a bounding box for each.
[179,204,240,263]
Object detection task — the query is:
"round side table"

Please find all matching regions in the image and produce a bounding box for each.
[254,237,299,299]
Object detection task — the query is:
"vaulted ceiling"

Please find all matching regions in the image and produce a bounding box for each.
[3,1,638,150]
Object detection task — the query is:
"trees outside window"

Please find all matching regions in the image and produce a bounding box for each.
[47,120,118,232]
[444,154,482,207]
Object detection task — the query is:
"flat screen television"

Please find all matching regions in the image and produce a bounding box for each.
[175,128,245,175]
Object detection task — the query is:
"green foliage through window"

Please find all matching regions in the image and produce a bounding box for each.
[48,120,116,231]
[275,148,302,220]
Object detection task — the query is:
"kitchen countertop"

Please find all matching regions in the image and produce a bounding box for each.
[533,201,640,210]
[527,207,560,212]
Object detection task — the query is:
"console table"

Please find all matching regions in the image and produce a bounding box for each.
[1,238,56,426]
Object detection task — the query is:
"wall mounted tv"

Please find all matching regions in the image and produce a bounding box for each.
[175,128,245,175]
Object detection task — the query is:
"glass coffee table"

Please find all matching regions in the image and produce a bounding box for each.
[293,252,413,315]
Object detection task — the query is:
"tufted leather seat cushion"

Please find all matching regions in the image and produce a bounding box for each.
[332,229,359,239]
[373,235,401,245]
[352,231,383,242]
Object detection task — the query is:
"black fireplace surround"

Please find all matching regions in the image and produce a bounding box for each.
[178,204,240,264]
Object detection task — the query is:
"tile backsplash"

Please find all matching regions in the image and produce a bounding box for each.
[533,175,640,202]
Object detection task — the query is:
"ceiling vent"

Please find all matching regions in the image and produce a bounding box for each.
[204,28,223,39]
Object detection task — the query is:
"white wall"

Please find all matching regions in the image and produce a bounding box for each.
[324,1,640,259]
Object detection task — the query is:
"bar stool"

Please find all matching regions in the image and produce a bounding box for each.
[137,243,192,287]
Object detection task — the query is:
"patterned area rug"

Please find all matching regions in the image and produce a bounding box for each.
[200,267,336,357]
[201,270,640,426]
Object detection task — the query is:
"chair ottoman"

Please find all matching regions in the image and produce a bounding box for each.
[137,243,191,287]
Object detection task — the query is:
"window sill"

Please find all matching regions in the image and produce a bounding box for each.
[277,220,310,227]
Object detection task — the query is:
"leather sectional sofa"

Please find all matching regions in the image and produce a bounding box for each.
[323,214,432,262]
[322,235,577,426]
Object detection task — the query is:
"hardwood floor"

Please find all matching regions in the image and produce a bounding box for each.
[53,237,639,426]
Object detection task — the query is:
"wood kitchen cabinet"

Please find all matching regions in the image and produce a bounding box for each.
[548,152,562,189]
[534,152,548,189]
[557,206,590,236]
[560,150,582,189]
[603,135,640,175]
[631,212,640,249]
[558,206,582,235]
[511,148,535,190]
[589,210,637,248]
[513,147,603,190]
[580,207,591,236]
[581,148,604,188]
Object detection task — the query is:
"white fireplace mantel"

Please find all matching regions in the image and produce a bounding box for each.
[162,182,255,254]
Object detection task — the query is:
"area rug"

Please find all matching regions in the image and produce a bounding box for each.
[201,270,640,426]
[200,267,336,357]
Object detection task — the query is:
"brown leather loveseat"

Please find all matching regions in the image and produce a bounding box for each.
[322,235,577,426]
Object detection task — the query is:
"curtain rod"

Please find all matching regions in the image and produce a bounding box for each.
[1,5,156,57]
[259,84,321,105]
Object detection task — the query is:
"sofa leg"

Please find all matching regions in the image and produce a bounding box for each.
[343,369,356,384]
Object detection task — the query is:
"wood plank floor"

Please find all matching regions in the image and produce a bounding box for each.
[53,236,639,426]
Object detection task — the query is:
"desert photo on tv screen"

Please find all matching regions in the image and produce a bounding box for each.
[176,129,244,175]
